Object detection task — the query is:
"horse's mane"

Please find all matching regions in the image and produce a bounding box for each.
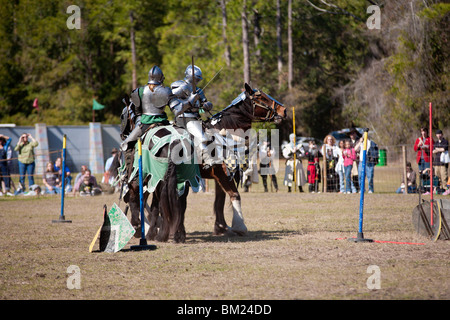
[206,94,255,131]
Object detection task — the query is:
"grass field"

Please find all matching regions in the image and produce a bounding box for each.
[0,179,449,300]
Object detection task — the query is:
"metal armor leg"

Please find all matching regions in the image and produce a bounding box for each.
[120,125,143,151]
[186,120,215,168]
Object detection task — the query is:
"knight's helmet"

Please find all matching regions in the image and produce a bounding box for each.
[184,65,203,84]
[147,66,165,85]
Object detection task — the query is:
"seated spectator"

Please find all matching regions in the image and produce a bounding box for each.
[54,157,72,192]
[396,162,416,194]
[80,175,94,196]
[43,162,62,195]
[73,168,102,196]
[73,165,88,188]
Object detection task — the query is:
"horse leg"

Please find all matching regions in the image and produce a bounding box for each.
[147,195,160,241]
[212,165,248,236]
[173,188,188,243]
[213,180,228,235]
[126,181,142,238]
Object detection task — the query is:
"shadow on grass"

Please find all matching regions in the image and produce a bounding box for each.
[186,229,301,243]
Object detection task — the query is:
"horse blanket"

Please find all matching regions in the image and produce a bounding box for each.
[128,125,202,196]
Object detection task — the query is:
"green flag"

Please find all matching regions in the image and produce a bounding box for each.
[93,99,105,110]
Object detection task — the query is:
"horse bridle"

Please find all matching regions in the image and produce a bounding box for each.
[249,90,280,122]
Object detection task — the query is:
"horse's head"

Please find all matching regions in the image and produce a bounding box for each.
[244,83,286,124]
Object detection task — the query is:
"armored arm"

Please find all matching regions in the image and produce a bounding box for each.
[169,92,200,117]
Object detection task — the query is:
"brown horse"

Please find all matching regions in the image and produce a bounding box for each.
[118,83,285,242]
[199,83,286,236]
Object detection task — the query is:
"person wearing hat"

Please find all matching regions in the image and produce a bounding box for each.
[432,129,448,193]
[102,147,119,185]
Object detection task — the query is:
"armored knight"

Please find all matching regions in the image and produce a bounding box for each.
[120,65,199,151]
[171,65,215,169]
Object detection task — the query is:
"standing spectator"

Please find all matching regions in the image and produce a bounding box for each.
[432,129,448,192]
[335,140,345,194]
[14,133,39,192]
[282,134,306,192]
[414,127,433,173]
[102,148,119,185]
[322,135,339,192]
[396,162,416,194]
[305,139,321,193]
[42,162,61,195]
[355,134,378,193]
[54,157,72,193]
[259,141,278,192]
[0,134,13,195]
[348,129,361,192]
[342,139,356,194]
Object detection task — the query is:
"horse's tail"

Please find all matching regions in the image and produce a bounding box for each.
[159,142,184,241]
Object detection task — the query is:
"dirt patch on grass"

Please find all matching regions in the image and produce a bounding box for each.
[0,190,448,300]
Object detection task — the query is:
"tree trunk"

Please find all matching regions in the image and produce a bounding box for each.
[220,0,231,67]
[130,11,137,89]
[253,8,262,66]
[288,0,293,90]
[242,0,251,85]
[277,0,282,89]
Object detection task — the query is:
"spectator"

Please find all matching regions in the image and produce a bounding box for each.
[74,165,88,188]
[342,139,356,194]
[79,175,95,196]
[396,162,416,194]
[335,140,345,194]
[73,168,102,196]
[259,141,278,193]
[42,162,61,195]
[414,127,432,173]
[348,129,361,192]
[102,148,119,185]
[14,133,39,191]
[282,134,306,192]
[322,135,339,192]
[54,157,72,193]
[305,139,321,193]
[355,134,378,193]
[0,134,13,195]
[432,129,448,192]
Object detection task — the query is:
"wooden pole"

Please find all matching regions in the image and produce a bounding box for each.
[402,145,407,195]
[292,107,296,192]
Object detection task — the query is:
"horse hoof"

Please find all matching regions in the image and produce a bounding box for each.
[230,227,247,236]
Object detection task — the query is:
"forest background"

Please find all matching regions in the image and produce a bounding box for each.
[0,0,448,145]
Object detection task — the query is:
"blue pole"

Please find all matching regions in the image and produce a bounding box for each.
[138,138,145,239]
[358,133,367,235]
[349,129,372,242]
[130,137,156,250]
[60,135,66,218]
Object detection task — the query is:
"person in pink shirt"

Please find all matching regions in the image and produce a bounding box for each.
[342,139,356,194]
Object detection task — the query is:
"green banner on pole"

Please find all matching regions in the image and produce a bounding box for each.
[93,99,105,110]
[99,203,135,253]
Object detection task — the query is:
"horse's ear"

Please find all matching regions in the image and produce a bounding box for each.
[244,83,253,95]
